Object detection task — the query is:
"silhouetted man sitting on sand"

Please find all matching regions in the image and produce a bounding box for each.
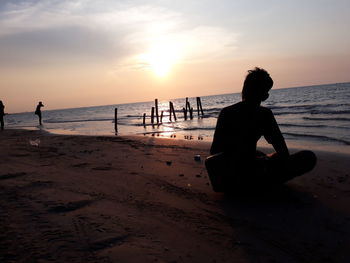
[206,67,317,192]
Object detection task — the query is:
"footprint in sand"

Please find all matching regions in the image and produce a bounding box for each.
[48,200,93,213]
[91,166,113,171]
[89,235,129,251]
[72,162,89,168]
[0,172,27,180]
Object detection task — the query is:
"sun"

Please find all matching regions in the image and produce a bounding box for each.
[141,43,181,77]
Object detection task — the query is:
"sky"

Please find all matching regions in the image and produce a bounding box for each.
[1,0,350,113]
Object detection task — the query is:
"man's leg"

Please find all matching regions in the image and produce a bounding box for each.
[288,150,317,177]
[265,150,317,184]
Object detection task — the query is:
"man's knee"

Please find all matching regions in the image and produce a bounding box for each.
[293,150,317,172]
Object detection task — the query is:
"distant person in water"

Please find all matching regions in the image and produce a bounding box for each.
[0,100,5,130]
[206,67,317,192]
[35,101,44,125]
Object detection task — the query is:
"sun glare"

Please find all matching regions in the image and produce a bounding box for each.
[141,43,182,78]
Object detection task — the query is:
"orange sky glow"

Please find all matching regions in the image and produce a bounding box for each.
[1,0,349,113]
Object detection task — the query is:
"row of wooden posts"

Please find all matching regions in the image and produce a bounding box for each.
[113,97,204,133]
[143,97,204,126]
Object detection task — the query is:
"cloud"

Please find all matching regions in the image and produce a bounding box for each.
[0,0,238,69]
[0,26,130,66]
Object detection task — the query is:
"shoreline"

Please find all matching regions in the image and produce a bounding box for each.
[1,129,350,262]
[5,125,350,155]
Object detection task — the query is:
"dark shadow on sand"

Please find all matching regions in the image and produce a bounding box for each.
[220,185,350,263]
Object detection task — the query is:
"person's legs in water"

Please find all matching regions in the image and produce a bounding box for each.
[264,150,317,184]
[38,113,42,125]
[0,116,4,130]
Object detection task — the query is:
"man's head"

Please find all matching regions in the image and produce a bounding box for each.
[242,67,273,102]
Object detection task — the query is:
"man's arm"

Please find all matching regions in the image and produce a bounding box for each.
[264,109,289,158]
[210,110,226,155]
[271,135,289,158]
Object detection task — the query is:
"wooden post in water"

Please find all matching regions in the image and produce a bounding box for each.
[184,98,193,120]
[183,98,188,120]
[185,97,189,112]
[198,97,204,116]
[155,99,159,124]
[172,102,177,121]
[160,111,164,123]
[114,108,118,133]
[183,107,187,120]
[170,102,177,121]
[143,113,146,127]
[169,102,172,121]
[186,98,192,119]
[196,97,200,117]
[151,107,155,124]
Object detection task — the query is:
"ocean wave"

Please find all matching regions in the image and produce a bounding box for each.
[283,132,350,145]
[45,118,114,124]
[270,104,318,110]
[126,112,174,118]
[204,107,223,112]
[168,107,222,115]
[126,114,148,118]
[279,123,350,129]
[310,110,350,115]
[274,111,310,115]
[269,103,348,111]
[273,110,350,116]
[182,127,215,131]
[303,117,350,122]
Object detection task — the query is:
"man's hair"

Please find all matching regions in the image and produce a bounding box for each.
[242,67,273,101]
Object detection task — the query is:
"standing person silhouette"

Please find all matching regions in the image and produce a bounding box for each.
[35,101,44,125]
[206,67,317,192]
[0,100,5,130]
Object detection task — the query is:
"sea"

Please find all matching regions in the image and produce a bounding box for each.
[4,82,350,153]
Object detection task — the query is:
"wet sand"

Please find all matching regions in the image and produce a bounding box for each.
[1,129,350,263]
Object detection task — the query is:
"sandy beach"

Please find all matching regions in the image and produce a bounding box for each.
[1,129,350,263]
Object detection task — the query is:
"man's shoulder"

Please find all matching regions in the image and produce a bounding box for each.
[220,102,273,114]
[259,105,273,114]
[221,102,243,113]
